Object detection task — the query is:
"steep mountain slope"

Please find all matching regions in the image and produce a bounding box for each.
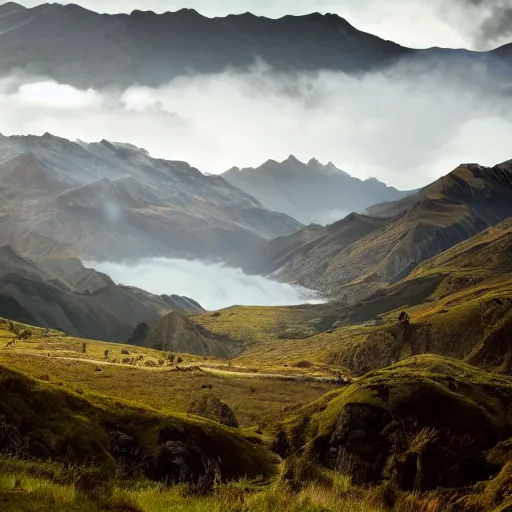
[0,134,301,260]
[0,246,203,341]
[222,156,409,225]
[237,160,512,299]
[0,3,510,89]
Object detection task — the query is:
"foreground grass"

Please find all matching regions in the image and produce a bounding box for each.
[0,460,386,512]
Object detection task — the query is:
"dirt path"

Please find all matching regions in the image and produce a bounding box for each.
[0,350,350,384]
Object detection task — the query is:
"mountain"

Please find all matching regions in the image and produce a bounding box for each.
[235,160,512,300]
[0,245,203,341]
[222,156,409,225]
[0,134,301,261]
[0,3,510,88]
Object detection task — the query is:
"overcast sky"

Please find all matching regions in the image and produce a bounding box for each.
[10,0,512,51]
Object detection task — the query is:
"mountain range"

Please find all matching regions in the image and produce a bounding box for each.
[222,156,409,225]
[0,3,511,88]
[236,159,512,303]
[0,133,300,261]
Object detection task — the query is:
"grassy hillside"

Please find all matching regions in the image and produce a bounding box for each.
[0,324,337,430]
[177,219,512,378]
[0,364,278,483]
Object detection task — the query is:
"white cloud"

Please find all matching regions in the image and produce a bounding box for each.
[0,60,510,190]
[15,81,99,109]
[87,258,322,310]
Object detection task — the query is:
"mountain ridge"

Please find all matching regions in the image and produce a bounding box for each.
[0,133,302,261]
[0,3,510,88]
[234,159,512,301]
[222,156,408,225]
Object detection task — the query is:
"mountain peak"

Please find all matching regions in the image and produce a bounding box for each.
[284,155,302,164]
[0,2,25,14]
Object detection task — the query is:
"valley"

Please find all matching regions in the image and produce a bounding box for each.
[0,3,511,511]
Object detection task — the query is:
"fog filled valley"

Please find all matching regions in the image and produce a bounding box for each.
[1,2,512,512]
[89,258,323,310]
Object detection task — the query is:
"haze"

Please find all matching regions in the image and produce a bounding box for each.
[88,258,323,311]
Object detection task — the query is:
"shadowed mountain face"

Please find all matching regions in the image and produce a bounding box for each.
[0,3,510,88]
[0,133,301,261]
[0,245,204,341]
[235,160,512,301]
[222,156,409,225]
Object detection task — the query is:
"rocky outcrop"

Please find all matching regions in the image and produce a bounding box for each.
[306,356,512,492]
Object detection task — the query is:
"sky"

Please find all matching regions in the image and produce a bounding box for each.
[11,0,512,51]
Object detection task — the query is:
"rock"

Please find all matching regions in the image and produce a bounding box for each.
[328,403,392,485]
[154,441,211,484]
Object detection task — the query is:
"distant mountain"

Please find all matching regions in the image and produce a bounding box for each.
[235,159,512,301]
[222,156,409,225]
[0,3,510,88]
[0,245,204,341]
[0,134,301,261]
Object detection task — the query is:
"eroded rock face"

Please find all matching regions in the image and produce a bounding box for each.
[154,441,210,484]
[313,389,509,491]
[109,431,145,474]
[328,403,392,485]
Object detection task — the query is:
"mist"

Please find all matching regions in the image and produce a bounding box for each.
[88,258,323,310]
[1,57,512,189]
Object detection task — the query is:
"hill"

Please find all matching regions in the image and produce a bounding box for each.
[0,363,278,484]
[0,4,511,89]
[187,217,512,379]
[0,135,301,261]
[236,160,512,301]
[223,156,409,225]
[144,312,242,358]
[284,355,512,511]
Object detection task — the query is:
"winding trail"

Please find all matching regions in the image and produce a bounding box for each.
[0,350,350,385]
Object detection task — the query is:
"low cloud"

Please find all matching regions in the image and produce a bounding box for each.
[1,58,512,189]
[88,258,322,310]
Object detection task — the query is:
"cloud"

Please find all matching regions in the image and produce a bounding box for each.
[0,58,511,190]
[87,258,322,310]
